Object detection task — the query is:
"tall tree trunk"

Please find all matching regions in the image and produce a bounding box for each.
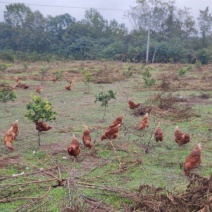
[152,47,157,63]
[103,106,107,120]
[38,131,41,146]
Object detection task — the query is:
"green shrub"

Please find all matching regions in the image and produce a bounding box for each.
[95,90,116,119]
[83,71,93,93]
[143,67,156,87]
[53,69,64,82]
[25,95,57,146]
[0,86,16,110]
[197,48,210,65]
[0,50,15,62]
[25,95,57,123]
[178,66,191,76]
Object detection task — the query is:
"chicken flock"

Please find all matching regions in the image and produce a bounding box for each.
[3,111,201,175]
[2,79,202,176]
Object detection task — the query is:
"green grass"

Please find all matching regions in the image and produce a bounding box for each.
[0,61,212,211]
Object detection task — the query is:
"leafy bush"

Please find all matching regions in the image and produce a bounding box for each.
[23,62,29,72]
[178,66,192,76]
[53,69,64,82]
[25,95,57,146]
[83,71,93,93]
[143,67,156,87]
[25,95,57,123]
[95,90,116,119]
[0,63,13,82]
[40,67,49,83]
[195,60,202,69]
[0,50,15,62]
[122,65,133,78]
[197,48,211,65]
[0,86,16,110]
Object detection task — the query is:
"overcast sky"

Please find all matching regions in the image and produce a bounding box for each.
[0,0,211,27]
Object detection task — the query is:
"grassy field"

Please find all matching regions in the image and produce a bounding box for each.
[0,61,212,211]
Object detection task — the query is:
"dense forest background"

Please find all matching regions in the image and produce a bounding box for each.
[0,1,211,64]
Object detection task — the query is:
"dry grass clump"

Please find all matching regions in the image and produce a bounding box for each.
[149,92,186,110]
[129,174,212,212]
[199,93,211,99]
[92,67,124,84]
[131,92,195,121]
[158,78,172,92]
[131,105,163,117]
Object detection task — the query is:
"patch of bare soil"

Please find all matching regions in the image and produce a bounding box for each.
[0,155,20,168]
[184,95,212,106]
[41,143,67,155]
[79,151,99,171]
[40,143,99,170]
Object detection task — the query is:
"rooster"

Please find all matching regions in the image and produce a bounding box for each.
[109,114,124,128]
[82,126,92,149]
[68,135,80,159]
[11,120,19,140]
[128,100,140,109]
[101,124,121,141]
[154,125,163,142]
[183,143,201,175]
[175,126,190,146]
[138,113,149,130]
[35,121,52,132]
[3,127,15,151]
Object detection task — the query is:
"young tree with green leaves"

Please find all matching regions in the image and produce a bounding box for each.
[40,67,49,85]
[143,67,156,87]
[52,69,64,83]
[25,95,57,146]
[0,63,12,82]
[83,71,93,93]
[0,86,16,111]
[95,90,116,120]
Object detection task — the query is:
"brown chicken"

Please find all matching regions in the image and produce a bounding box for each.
[101,124,121,141]
[51,78,57,83]
[128,100,141,109]
[154,126,163,142]
[3,127,15,151]
[35,86,42,93]
[13,78,20,88]
[109,114,124,128]
[175,126,190,146]
[69,79,75,86]
[183,143,201,175]
[15,78,20,83]
[82,126,92,149]
[35,121,52,132]
[65,85,72,90]
[68,135,81,159]
[138,113,149,130]
[11,120,19,140]
[21,83,29,89]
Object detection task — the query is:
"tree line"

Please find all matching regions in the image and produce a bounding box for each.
[0,1,211,64]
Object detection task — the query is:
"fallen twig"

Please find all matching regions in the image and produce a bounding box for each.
[0,186,51,203]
